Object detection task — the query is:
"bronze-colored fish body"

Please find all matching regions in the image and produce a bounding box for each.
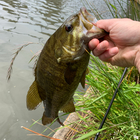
[36,38,89,125]
[27,7,107,125]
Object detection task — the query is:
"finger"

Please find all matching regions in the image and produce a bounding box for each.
[93,40,109,56]
[98,47,119,61]
[96,18,132,32]
[88,39,99,50]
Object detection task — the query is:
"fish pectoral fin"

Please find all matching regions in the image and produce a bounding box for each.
[64,64,77,85]
[80,68,89,88]
[60,99,75,113]
[26,80,42,110]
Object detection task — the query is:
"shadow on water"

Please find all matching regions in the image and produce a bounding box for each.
[0,0,128,139]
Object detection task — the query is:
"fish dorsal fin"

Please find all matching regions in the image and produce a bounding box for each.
[26,80,42,110]
[60,99,75,113]
[64,64,77,85]
[80,68,89,88]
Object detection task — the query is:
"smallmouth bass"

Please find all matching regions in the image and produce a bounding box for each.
[27,7,107,126]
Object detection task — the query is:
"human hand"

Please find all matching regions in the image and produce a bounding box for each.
[89,18,140,73]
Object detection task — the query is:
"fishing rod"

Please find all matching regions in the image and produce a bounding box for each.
[94,67,128,140]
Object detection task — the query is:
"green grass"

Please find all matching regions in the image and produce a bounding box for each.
[74,55,140,139]
[73,0,140,139]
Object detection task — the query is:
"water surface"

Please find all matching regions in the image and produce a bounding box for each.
[0,0,127,139]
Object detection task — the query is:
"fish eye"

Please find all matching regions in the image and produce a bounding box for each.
[65,25,73,32]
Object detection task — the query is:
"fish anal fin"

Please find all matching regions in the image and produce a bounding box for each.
[26,80,42,110]
[80,68,89,88]
[60,99,75,113]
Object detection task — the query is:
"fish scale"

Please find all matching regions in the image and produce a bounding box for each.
[26,7,107,126]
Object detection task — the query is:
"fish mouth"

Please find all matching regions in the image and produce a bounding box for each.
[72,7,107,61]
[59,8,107,63]
[79,7,107,43]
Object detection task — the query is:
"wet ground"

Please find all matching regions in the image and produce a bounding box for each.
[0,0,127,139]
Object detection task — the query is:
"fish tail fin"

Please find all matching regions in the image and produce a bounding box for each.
[42,112,54,125]
[26,80,42,110]
[42,112,64,126]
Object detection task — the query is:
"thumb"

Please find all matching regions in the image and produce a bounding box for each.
[96,19,116,32]
[96,18,132,33]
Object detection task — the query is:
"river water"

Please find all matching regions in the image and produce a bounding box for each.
[0,0,128,140]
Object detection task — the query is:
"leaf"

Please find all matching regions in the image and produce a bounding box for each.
[109,3,117,11]
[75,127,107,140]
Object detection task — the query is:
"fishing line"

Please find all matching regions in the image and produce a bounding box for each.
[94,67,128,140]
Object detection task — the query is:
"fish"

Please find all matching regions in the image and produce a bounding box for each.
[26,7,107,126]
